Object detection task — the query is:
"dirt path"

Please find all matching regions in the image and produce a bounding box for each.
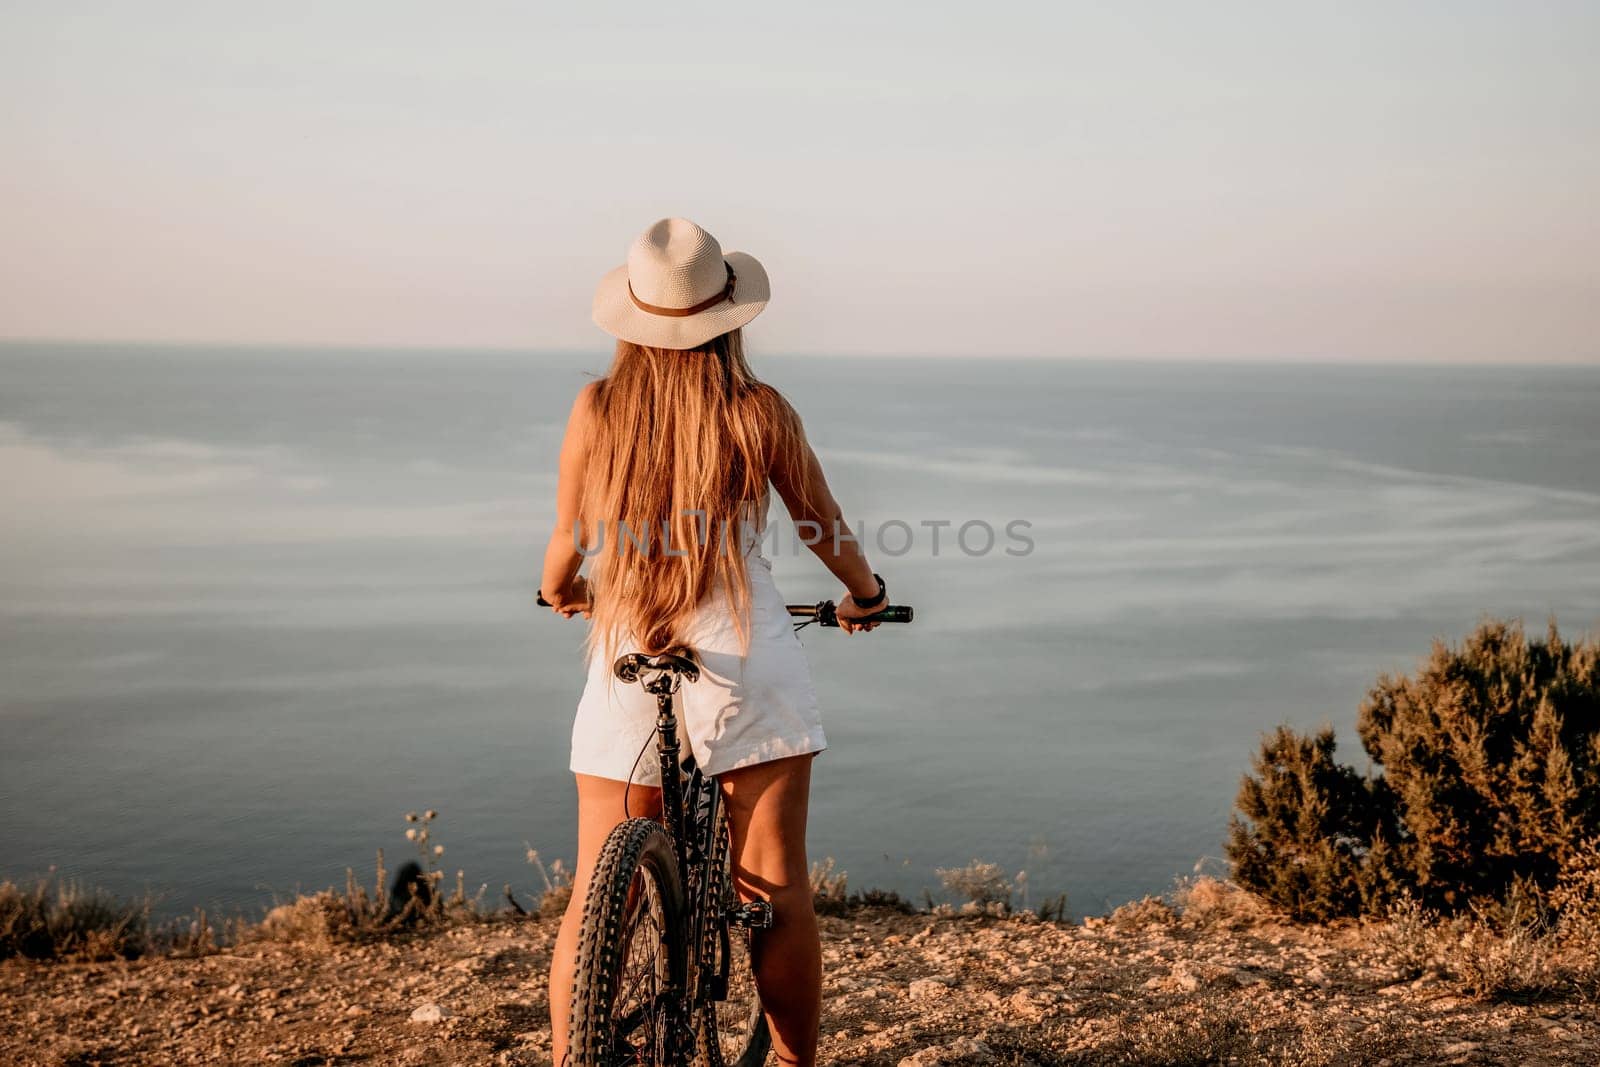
[2,907,1594,1066]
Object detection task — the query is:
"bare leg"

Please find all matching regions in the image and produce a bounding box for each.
[718,753,821,1067]
[547,774,662,1067]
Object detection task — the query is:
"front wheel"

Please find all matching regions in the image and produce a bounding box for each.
[569,818,687,1065]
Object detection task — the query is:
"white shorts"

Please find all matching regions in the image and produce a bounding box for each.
[569,554,826,786]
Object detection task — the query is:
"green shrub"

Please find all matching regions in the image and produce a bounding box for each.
[1226,725,1400,921]
[1228,618,1600,920]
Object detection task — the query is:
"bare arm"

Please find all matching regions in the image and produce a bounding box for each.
[769,402,886,631]
[539,382,599,616]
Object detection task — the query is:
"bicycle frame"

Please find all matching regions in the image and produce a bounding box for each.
[630,660,747,1060]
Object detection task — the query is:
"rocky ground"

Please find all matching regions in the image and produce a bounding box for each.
[2,895,1596,1066]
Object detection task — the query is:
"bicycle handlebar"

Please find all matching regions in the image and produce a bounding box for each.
[786,601,914,627]
[538,591,914,628]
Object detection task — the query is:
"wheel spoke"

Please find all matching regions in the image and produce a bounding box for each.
[608,868,667,1056]
[615,927,659,1026]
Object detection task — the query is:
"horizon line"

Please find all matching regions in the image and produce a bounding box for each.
[2,335,1598,368]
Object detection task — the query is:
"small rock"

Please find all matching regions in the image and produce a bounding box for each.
[907,977,953,1001]
[409,1003,454,1023]
[1145,962,1201,993]
[898,1037,996,1066]
[1007,989,1043,1020]
[1169,966,1203,992]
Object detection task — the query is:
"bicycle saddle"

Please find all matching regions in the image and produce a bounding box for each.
[613,649,701,685]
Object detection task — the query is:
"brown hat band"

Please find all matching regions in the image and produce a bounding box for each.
[628,262,736,317]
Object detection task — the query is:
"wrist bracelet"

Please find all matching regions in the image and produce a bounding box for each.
[853,573,887,609]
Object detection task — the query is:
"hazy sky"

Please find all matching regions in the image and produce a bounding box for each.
[3,2,1597,360]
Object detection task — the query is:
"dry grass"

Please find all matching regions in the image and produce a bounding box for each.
[0,874,152,961]
[1,845,925,964]
[1441,901,1564,1001]
[1048,988,1408,1066]
[1293,841,1600,1004]
[252,852,416,947]
[1,810,546,961]
[1551,837,1600,990]
[1369,895,1434,980]
[1170,874,1278,929]
[1073,1003,1251,1066]
[523,847,574,919]
[935,860,1013,914]
[810,856,851,914]
[252,848,497,947]
[1108,894,1177,931]
[1370,889,1600,1002]
[808,857,915,917]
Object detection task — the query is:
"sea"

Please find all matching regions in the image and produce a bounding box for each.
[3,341,1598,920]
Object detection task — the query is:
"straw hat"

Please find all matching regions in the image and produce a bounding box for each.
[592,218,770,350]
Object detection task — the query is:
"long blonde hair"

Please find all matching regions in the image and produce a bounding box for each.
[581,329,802,657]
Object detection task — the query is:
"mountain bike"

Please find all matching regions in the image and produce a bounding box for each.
[561,598,913,1066]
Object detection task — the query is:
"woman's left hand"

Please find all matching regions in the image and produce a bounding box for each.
[546,575,592,618]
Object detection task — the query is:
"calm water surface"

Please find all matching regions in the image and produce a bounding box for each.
[3,343,1598,917]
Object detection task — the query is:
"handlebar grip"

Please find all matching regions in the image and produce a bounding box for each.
[872,604,914,624]
[794,602,914,626]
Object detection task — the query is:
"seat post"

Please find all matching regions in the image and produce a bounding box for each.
[614,651,699,883]
[653,687,689,880]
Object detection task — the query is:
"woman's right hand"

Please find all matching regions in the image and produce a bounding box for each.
[835,587,888,635]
